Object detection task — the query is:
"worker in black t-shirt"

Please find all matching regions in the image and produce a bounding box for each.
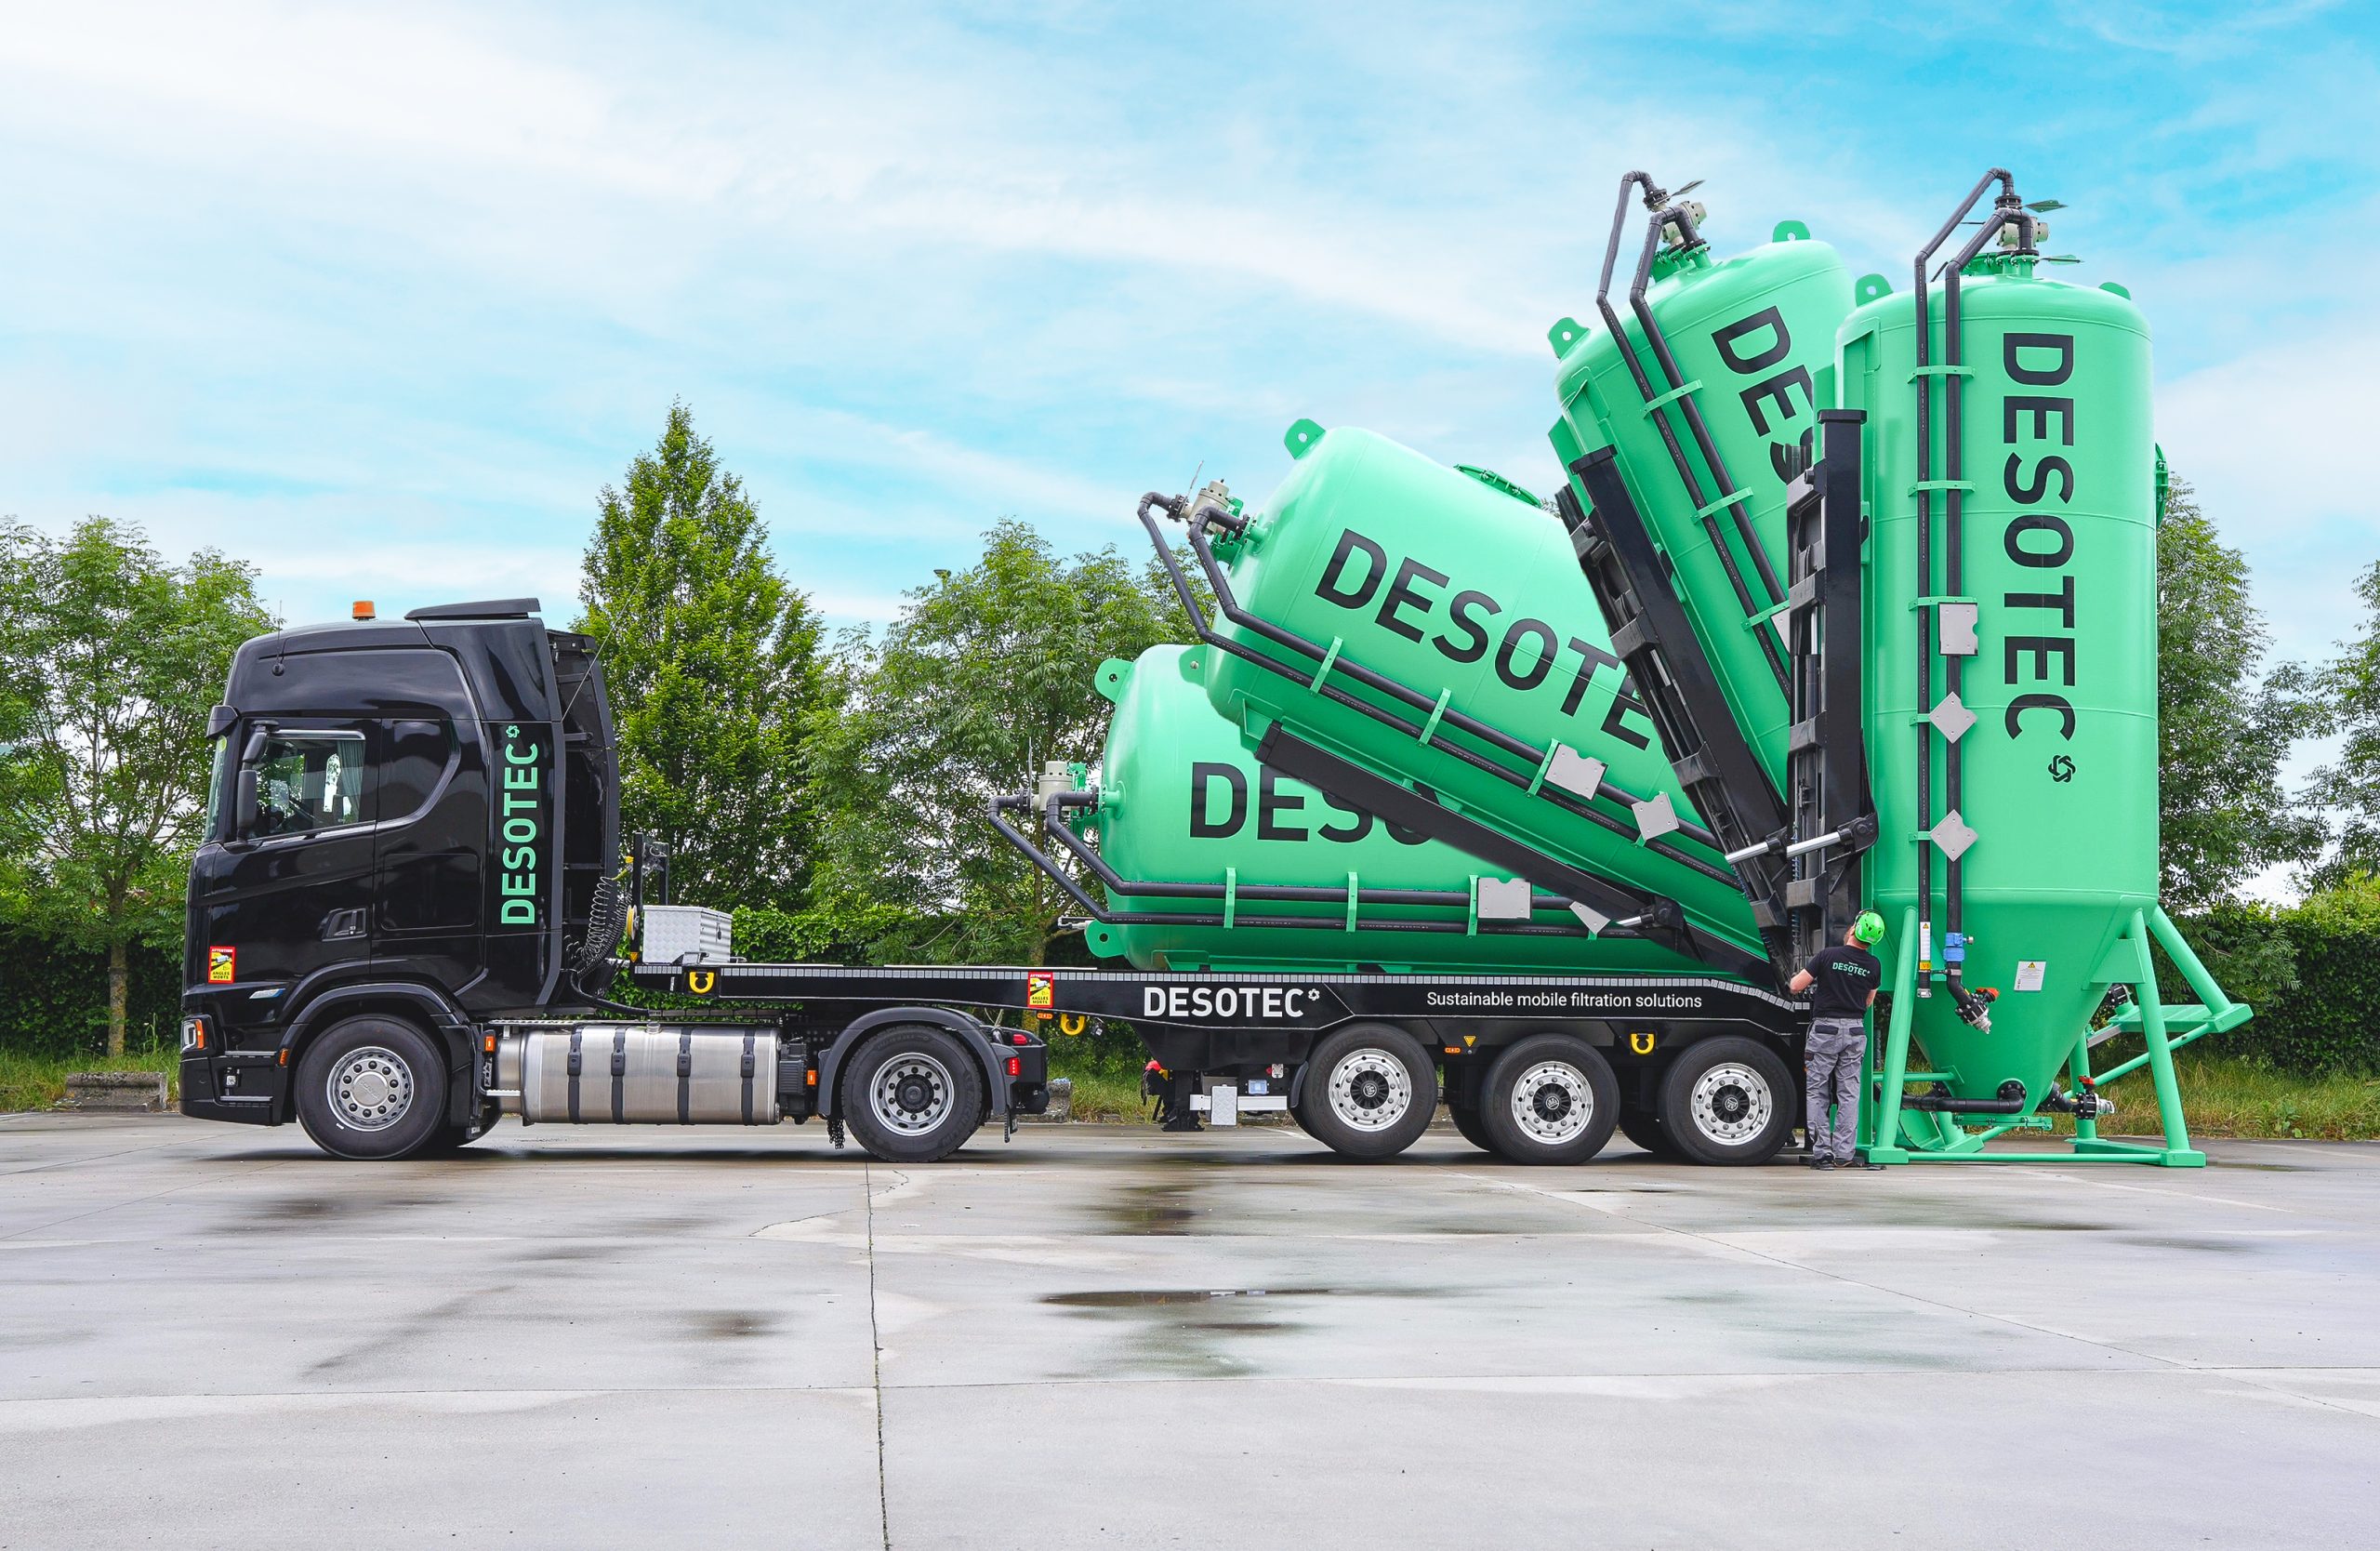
[1789,911,1888,1172]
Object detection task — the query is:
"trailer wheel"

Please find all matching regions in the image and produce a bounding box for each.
[1478,1035,1619,1166]
[1657,1037,1795,1166]
[1293,1024,1434,1160]
[841,1026,985,1163]
[1447,1104,1497,1155]
[1617,1107,1683,1160]
[294,1016,449,1161]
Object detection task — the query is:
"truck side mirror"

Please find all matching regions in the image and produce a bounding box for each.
[205,704,237,739]
[231,722,274,838]
[234,767,260,836]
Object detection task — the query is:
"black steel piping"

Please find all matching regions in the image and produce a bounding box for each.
[984,794,1624,944]
[1912,171,2035,1028]
[1898,1079,2029,1115]
[1911,172,2012,1002]
[1131,492,1739,884]
[1591,175,1792,692]
[1621,195,1791,625]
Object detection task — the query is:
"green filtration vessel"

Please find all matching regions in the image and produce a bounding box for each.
[1181,424,1767,974]
[1545,201,1853,789]
[1077,644,1712,976]
[1836,181,2247,1165]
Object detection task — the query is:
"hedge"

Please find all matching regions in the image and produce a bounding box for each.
[0,932,183,1059]
[2194,886,2380,1077]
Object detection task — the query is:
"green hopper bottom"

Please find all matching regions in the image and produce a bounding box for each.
[1852,905,2248,1169]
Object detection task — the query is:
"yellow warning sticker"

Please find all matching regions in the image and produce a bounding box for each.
[1026,972,1054,1010]
[207,946,236,984]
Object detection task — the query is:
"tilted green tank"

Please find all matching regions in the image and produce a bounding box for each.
[1079,645,1712,975]
[1546,211,1853,787]
[1840,243,2185,1129]
[1183,425,1765,970]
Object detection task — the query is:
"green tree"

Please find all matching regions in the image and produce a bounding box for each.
[576,404,828,909]
[0,518,272,1056]
[806,519,1199,965]
[2304,559,2380,889]
[2155,473,2324,909]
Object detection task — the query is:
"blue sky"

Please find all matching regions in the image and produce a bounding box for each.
[3,3,2373,808]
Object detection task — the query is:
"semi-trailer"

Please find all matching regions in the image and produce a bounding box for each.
[175,166,2245,1170]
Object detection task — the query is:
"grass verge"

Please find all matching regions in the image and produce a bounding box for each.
[2051,1045,2380,1142]
[0,1044,180,1114]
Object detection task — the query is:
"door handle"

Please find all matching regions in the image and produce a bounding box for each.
[321,908,368,941]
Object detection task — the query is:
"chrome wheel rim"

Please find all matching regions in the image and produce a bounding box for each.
[328,1046,414,1131]
[1508,1060,1594,1146]
[873,1053,955,1135]
[1688,1062,1771,1146]
[1327,1049,1412,1132]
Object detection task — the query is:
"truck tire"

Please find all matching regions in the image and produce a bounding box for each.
[1292,1024,1435,1160]
[1447,1104,1497,1155]
[294,1016,450,1161]
[841,1026,985,1163]
[1478,1035,1620,1166]
[1617,1107,1683,1160]
[1657,1037,1796,1166]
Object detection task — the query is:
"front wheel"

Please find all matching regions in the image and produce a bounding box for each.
[1292,1025,1435,1160]
[1478,1035,1619,1166]
[841,1027,986,1163]
[1657,1037,1796,1166]
[294,1016,450,1161]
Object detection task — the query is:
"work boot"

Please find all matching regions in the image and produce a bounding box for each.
[1812,1156,1835,1172]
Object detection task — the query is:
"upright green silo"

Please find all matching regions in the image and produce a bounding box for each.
[1080,644,1712,976]
[1839,182,2245,1162]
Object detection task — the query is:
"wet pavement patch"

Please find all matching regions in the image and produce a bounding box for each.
[1042,1283,1452,1377]
[1045,1287,1342,1307]
[688,1310,777,1340]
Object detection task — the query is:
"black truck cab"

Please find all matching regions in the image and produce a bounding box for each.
[179,599,619,1133]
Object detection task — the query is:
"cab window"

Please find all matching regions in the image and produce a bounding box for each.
[205,736,233,841]
[250,732,369,838]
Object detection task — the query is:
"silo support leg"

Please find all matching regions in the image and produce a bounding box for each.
[2069,1025,2100,1146]
[2127,908,2207,1169]
[1862,907,1924,1164]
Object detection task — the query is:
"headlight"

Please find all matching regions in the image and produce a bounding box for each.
[180,1016,209,1052]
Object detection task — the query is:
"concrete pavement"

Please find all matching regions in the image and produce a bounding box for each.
[3,1113,2374,1548]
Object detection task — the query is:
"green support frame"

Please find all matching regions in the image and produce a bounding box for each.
[1856,906,2247,1166]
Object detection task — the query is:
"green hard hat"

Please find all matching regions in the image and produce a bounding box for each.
[1852,910,1888,946]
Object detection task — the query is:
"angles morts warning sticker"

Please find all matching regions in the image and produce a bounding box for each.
[1026,971,1054,1010]
[207,946,236,984]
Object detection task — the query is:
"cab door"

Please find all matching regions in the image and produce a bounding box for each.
[191,722,378,1019]
[371,716,484,990]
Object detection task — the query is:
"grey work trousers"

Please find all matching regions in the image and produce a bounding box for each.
[1804,1020,1866,1162]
